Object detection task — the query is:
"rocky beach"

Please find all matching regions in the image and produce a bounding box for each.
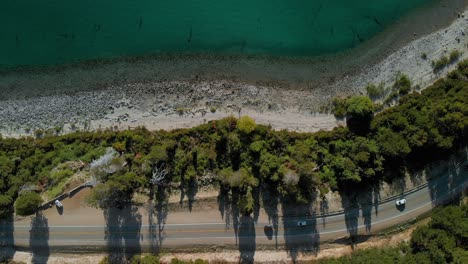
[0,3,467,137]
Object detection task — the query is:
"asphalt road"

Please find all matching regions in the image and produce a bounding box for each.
[5,159,468,252]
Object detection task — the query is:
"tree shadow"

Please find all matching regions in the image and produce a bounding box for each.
[217,186,242,246]
[340,193,358,249]
[147,185,169,254]
[0,212,15,263]
[281,200,320,263]
[319,197,329,228]
[238,215,256,264]
[426,147,468,206]
[339,184,377,248]
[231,189,240,245]
[181,177,198,212]
[260,183,279,247]
[252,186,261,224]
[104,204,142,263]
[29,212,50,264]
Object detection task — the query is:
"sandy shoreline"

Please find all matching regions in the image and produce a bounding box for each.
[0,4,467,138]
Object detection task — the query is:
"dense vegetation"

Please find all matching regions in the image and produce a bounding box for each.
[0,60,467,217]
[314,204,468,264]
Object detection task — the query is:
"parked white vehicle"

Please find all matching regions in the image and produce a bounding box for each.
[395,198,406,206]
[297,220,307,227]
[55,200,63,207]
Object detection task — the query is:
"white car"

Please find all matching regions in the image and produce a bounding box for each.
[297,221,307,227]
[55,200,63,208]
[395,198,406,206]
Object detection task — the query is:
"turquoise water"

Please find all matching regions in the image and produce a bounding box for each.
[1,0,431,67]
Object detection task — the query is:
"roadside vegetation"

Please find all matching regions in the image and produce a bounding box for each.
[0,60,467,220]
[313,204,468,264]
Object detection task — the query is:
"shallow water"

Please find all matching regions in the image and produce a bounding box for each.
[1,0,432,67]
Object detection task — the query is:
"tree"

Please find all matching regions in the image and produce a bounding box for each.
[346,96,375,121]
[375,127,411,158]
[237,116,256,134]
[346,96,375,134]
[411,226,456,263]
[15,191,43,216]
[0,194,13,218]
[395,74,412,95]
[238,186,254,216]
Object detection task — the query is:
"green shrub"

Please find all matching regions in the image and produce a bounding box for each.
[331,97,348,118]
[15,191,43,216]
[432,54,451,72]
[366,83,385,99]
[176,108,186,116]
[346,96,375,120]
[432,56,449,71]
[421,52,427,60]
[394,74,411,95]
[449,50,462,63]
[237,116,256,134]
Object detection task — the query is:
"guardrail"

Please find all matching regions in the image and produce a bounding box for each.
[40,181,93,210]
[298,159,468,218]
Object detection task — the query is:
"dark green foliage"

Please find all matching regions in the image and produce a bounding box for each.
[432,50,461,73]
[346,96,375,121]
[421,52,427,60]
[366,83,385,99]
[332,97,348,118]
[433,56,450,72]
[346,96,375,134]
[313,205,468,264]
[394,74,411,95]
[14,191,42,216]
[449,50,462,63]
[238,186,255,215]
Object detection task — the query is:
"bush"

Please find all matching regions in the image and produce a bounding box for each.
[432,55,450,72]
[394,74,411,95]
[421,52,427,60]
[237,116,256,134]
[331,97,348,118]
[346,96,375,120]
[449,50,462,63]
[366,83,385,99]
[15,191,43,216]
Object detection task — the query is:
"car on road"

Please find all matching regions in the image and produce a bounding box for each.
[55,200,63,208]
[395,198,406,206]
[297,220,307,227]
